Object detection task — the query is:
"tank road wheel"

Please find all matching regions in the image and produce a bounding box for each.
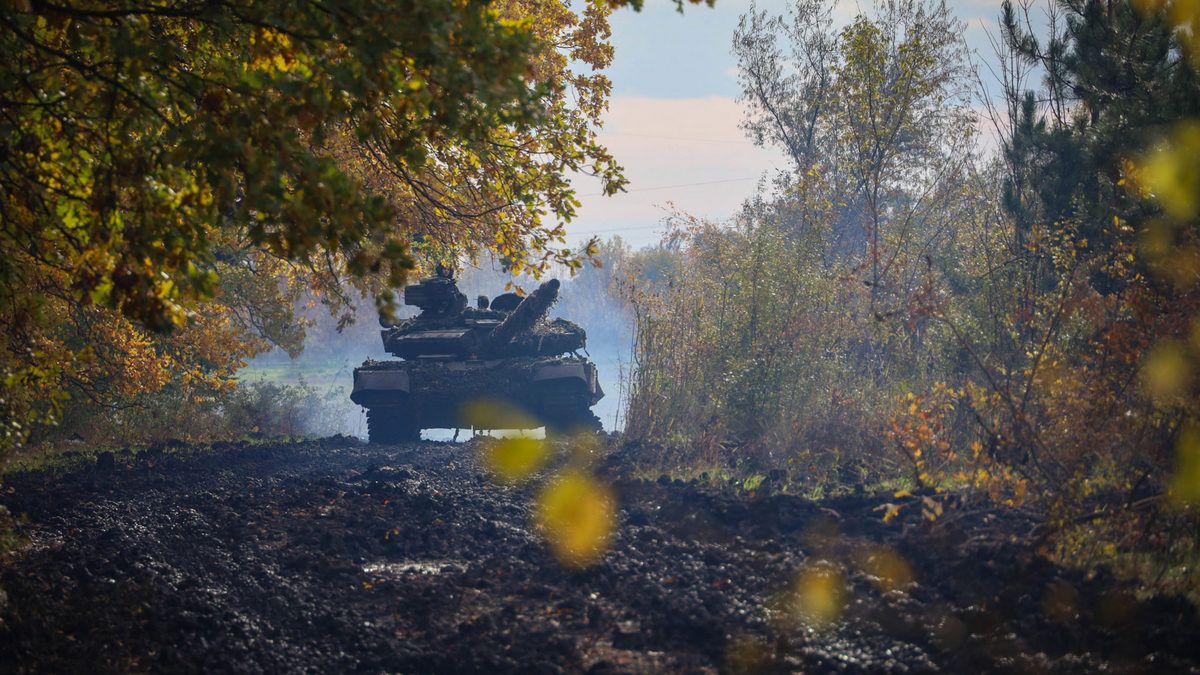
[535,382,603,437]
[366,406,421,444]
[543,408,603,437]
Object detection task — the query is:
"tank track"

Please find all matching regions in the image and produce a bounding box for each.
[366,407,420,444]
[536,387,603,435]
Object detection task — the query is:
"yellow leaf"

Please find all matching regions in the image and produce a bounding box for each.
[878,503,902,523]
[1170,423,1200,506]
[460,398,538,430]
[1142,340,1190,401]
[860,547,914,592]
[482,436,548,483]
[1136,121,1200,220]
[535,472,615,567]
[788,565,845,627]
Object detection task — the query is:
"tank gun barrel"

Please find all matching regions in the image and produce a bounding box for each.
[486,278,559,350]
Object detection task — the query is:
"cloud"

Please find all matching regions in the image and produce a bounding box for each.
[567,96,789,246]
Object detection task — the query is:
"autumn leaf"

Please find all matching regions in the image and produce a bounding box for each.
[534,471,616,567]
[482,436,549,483]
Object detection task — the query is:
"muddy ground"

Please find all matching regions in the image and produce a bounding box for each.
[1,438,1198,673]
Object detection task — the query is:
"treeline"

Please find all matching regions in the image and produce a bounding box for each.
[619,0,1200,590]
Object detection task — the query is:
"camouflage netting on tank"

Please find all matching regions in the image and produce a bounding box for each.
[500,318,586,356]
[390,308,507,332]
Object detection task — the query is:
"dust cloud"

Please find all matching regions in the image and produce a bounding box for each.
[238,251,635,439]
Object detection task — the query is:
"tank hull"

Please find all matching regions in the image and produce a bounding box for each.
[352,357,604,442]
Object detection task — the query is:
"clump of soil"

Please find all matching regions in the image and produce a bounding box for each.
[0,438,1197,673]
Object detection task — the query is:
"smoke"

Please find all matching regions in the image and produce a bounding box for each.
[239,243,637,438]
[456,253,637,432]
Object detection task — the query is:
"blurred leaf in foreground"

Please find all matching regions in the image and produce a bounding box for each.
[1043,580,1080,622]
[482,436,548,483]
[1170,423,1200,506]
[1137,121,1200,221]
[787,564,845,628]
[460,399,538,430]
[1142,340,1191,401]
[534,471,615,567]
[1133,121,1200,288]
[859,546,914,593]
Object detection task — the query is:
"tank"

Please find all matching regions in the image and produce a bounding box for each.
[351,276,604,443]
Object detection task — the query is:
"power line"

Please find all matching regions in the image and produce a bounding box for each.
[603,132,757,146]
[569,222,668,236]
[583,175,759,198]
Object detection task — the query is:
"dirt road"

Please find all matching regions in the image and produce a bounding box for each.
[1,438,1197,673]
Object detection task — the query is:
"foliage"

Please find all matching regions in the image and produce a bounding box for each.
[534,468,616,568]
[10,378,352,460]
[931,0,1200,512]
[735,0,974,302]
[626,0,976,479]
[0,0,631,453]
[217,379,352,439]
[625,208,884,464]
[627,0,1200,592]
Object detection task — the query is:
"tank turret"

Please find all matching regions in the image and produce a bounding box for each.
[351,276,603,442]
[378,278,585,361]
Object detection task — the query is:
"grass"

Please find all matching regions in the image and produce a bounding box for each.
[239,360,353,390]
[0,433,326,480]
[2,442,121,478]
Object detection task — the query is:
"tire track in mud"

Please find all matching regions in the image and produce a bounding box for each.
[1,439,1198,673]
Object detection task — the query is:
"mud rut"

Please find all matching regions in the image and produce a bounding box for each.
[1,439,1198,674]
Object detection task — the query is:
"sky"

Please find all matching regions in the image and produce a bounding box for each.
[565,0,1008,249]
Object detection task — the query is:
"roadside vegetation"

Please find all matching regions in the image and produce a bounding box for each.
[617,0,1200,599]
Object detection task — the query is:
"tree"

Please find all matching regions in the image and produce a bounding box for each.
[621,0,984,459]
[1001,0,1200,255]
[987,0,1200,502]
[734,0,975,312]
[0,0,637,450]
